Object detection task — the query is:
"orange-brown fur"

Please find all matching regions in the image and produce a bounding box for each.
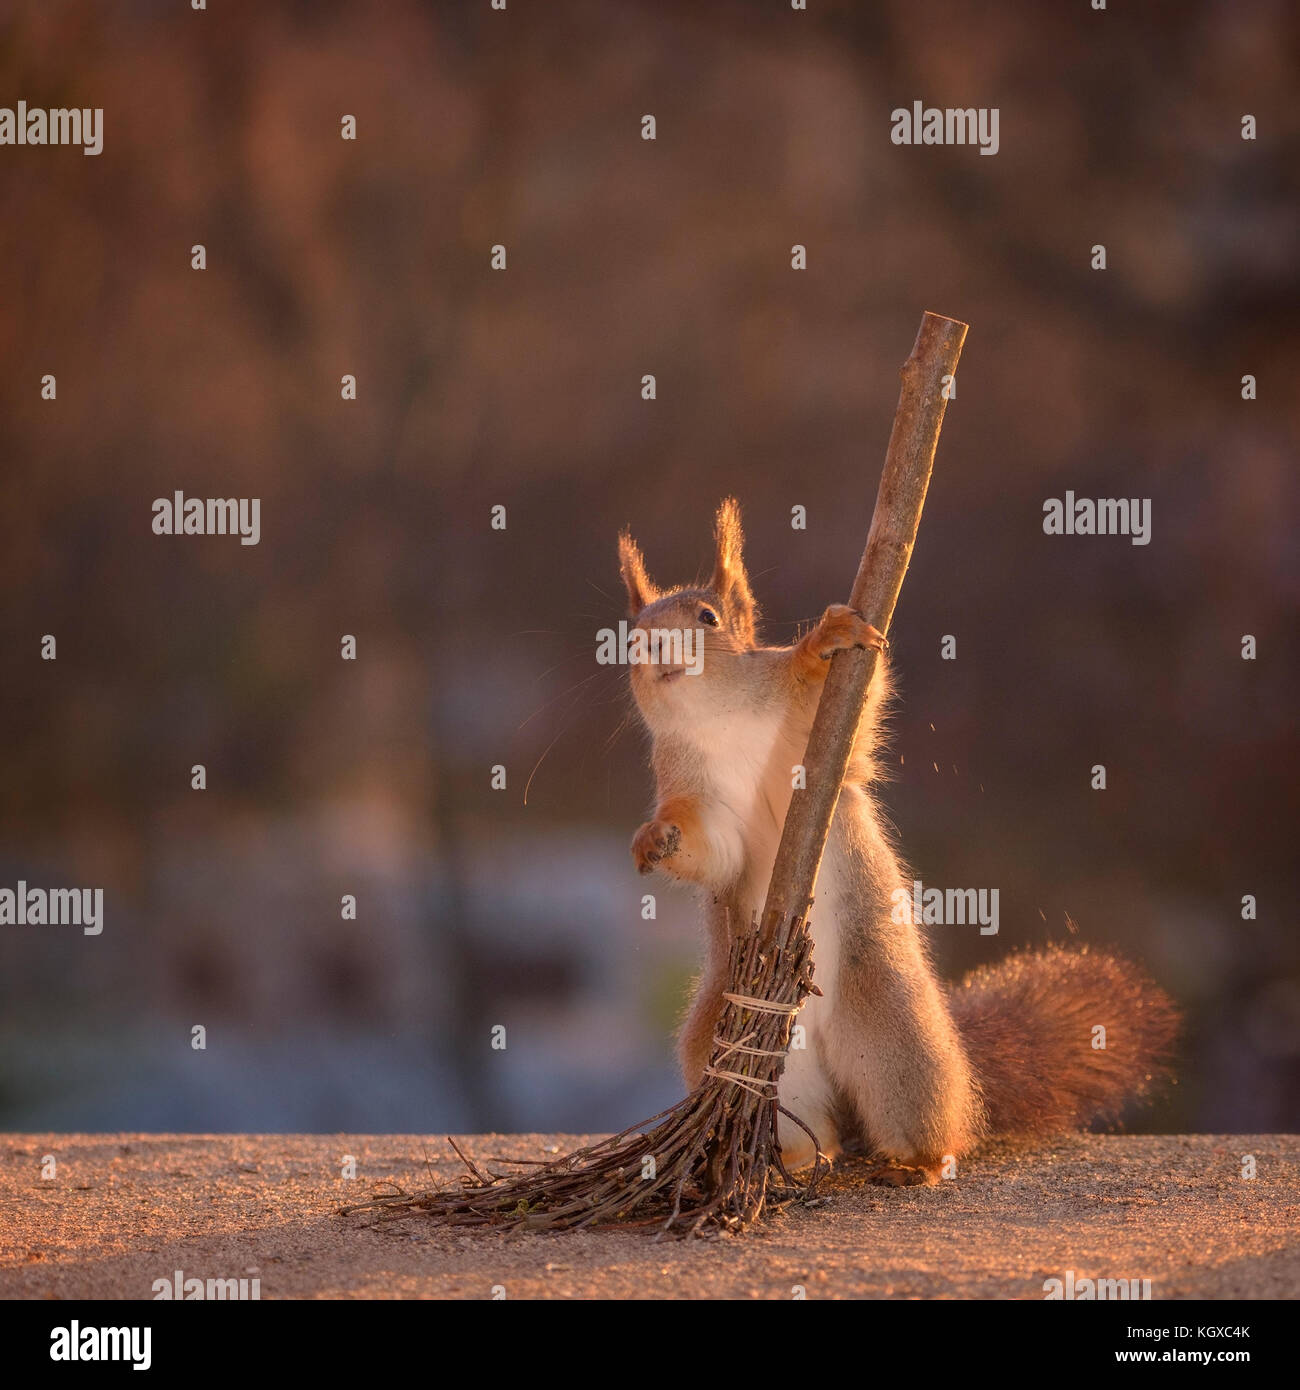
[947,946,1179,1135]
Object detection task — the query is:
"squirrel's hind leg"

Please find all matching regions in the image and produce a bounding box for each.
[821,957,979,1182]
[817,823,983,1181]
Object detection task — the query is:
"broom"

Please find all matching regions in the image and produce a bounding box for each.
[342,310,968,1236]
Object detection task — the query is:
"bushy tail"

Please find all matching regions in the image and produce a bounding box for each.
[946,946,1179,1137]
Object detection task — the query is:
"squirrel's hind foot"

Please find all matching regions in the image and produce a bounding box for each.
[863,1162,939,1187]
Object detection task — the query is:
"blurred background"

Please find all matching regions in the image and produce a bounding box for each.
[0,0,1296,1136]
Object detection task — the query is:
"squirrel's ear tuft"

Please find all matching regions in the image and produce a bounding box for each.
[711,497,757,647]
[618,530,658,617]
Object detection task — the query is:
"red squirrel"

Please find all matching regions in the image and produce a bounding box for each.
[619,498,1177,1184]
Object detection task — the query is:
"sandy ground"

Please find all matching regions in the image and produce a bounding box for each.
[1,1132,1296,1300]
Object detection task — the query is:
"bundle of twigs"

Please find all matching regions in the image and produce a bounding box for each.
[342,311,967,1237]
[343,906,820,1235]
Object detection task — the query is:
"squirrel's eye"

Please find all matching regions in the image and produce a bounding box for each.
[699,607,719,627]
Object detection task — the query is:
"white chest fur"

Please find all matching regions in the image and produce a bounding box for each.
[683,699,846,1013]
[651,685,848,1146]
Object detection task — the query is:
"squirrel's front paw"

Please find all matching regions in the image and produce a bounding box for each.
[632,819,681,875]
[815,604,888,660]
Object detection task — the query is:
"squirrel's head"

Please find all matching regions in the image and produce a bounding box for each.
[616,498,758,719]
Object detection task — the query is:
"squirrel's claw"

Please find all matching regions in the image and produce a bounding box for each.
[859,620,889,655]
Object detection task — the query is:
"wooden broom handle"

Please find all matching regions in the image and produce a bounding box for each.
[759,311,968,937]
